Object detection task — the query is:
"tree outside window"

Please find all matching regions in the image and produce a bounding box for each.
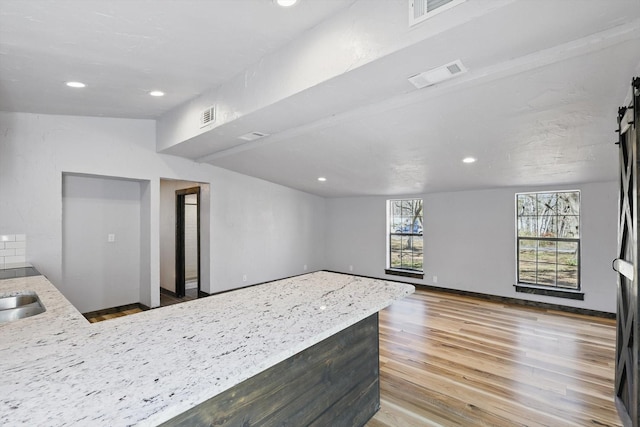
[388,199,423,272]
[516,191,580,290]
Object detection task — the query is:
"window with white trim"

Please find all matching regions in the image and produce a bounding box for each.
[516,191,580,290]
[387,199,423,276]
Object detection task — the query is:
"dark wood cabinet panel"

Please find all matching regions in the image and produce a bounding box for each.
[162,314,380,427]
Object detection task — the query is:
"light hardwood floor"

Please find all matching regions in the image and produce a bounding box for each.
[82,284,619,426]
[368,288,620,427]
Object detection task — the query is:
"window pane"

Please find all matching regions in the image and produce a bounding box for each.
[390,251,402,269]
[402,200,413,217]
[519,261,536,283]
[538,215,557,238]
[412,217,423,234]
[517,194,537,216]
[390,235,402,251]
[400,236,422,270]
[538,241,557,264]
[557,242,578,266]
[407,252,415,269]
[557,192,579,216]
[537,193,557,216]
[557,266,578,289]
[410,237,423,270]
[412,254,424,270]
[390,200,401,233]
[519,240,536,263]
[558,215,579,238]
[412,236,423,252]
[518,216,537,237]
[391,200,402,215]
[399,251,409,269]
[537,263,557,286]
[400,252,413,269]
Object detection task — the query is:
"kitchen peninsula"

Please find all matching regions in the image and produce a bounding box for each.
[0,271,413,426]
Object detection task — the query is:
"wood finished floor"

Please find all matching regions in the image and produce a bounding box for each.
[83,285,619,426]
[83,303,145,323]
[368,288,619,427]
[83,287,197,322]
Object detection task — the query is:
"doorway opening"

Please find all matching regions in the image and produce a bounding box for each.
[159,178,210,307]
[176,187,200,298]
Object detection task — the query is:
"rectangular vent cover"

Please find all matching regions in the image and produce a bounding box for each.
[200,106,215,128]
[409,0,466,26]
[408,59,467,89]
[446,63,462,74]
[238,131,270,142]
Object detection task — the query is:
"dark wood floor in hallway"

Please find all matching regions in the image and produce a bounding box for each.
[367,288,619,427]
[83,287,198,322]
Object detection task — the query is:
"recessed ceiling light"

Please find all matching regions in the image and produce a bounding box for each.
[317,177,327,182]
[149,90,165,97]
[462,157,477,164]
[275,0,297,6]
[66,81,86,88]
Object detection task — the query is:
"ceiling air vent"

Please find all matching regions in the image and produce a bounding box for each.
[409,0,466,26]
[199,106,216,128]
[408,59,467,89]
[238,131,270,141]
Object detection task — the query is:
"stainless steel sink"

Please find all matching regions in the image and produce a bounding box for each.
[0,294,38,310]
[0,292,46,323]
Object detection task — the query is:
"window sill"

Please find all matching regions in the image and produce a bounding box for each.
[514,284,584,300]
[385,269,424,280]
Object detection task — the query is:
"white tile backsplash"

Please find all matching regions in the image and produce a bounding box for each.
[5,241,25,249]
[0,234,25,268]
[5,256,26,265]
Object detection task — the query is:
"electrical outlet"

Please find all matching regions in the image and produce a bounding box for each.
[107,233,115,243]
[243,274,247,282]
[433,275,438,283]
[304,264,308,271]
[349,265,354,272]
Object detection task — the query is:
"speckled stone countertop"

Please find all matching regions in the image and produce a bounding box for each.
[0,271,414,426]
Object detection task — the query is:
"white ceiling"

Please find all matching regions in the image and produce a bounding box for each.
[0,0,356,118]
[1,0,640,197]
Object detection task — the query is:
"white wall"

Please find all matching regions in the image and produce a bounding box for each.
[62,174,142,313]
[1,111,614,314]
[209,169,326,292]
[0,112,326,310]
[140,180,152,308]
[325,182,618,313]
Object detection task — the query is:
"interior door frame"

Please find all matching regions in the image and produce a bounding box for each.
[175,186,201,298]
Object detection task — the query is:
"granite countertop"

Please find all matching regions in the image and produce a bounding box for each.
[0,271,414,426]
